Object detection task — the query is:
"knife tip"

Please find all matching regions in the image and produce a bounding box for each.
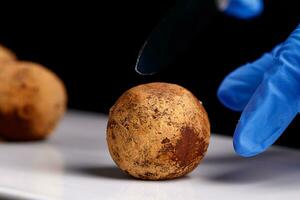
[135,41,158,75]
[135,62,157,75]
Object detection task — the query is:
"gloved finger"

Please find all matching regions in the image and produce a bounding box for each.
[234,24,300,157]
[217,44,281,111]
[216,0,264,19]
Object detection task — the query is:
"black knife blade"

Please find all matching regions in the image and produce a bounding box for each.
[135,0,219,75]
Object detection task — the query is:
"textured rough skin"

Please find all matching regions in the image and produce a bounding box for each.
[0,45,16,62]
[107,82,210,180]
[0,61,67,141]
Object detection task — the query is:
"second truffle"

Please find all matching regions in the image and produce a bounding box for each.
[0,61,67,141]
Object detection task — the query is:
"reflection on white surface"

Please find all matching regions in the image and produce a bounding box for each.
[0,111,300,200]
[30,145,64,199]
[105,179,199,200]
[0,144,64,199]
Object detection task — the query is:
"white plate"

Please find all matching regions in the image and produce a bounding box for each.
[0,110,299,200]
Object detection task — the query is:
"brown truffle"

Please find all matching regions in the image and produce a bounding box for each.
[107,82,210,180]
[0,45,16,62]
[0,61,67,141]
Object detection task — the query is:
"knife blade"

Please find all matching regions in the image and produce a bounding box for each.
[135,0,219,75]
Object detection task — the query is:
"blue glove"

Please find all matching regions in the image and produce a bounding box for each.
[217,24,300,157]
[216,0,264,19]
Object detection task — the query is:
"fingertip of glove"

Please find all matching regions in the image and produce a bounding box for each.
[233,137,262,157]
[224,0,264,20]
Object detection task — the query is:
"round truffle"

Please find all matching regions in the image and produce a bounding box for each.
[0,61,67,141]
[107,82,210,180]
[0,45,16,62]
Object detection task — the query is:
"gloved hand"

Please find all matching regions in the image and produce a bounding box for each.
[216,0,264,19]
[217,24,300,157]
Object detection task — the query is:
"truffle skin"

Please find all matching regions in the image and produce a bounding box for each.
[107,82,210,180]
[0,45,16,62]
[0,61,67,141]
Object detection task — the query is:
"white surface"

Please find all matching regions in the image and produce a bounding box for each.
[0,111,300,200]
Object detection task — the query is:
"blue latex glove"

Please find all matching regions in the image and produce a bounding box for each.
[217,24,300,157]
[216,0,264,19]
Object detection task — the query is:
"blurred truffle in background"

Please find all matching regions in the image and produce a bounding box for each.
[0,45,16,62]
[0,45,67,141]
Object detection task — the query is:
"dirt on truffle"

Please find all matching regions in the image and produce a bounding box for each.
[107,82,210,180]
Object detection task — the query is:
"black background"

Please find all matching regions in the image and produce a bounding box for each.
[0,1,299,147]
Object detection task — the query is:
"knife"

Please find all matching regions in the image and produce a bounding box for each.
[135,0,220,75]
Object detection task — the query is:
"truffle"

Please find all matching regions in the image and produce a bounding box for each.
[0,61,67,141]
[107,82,210,180]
